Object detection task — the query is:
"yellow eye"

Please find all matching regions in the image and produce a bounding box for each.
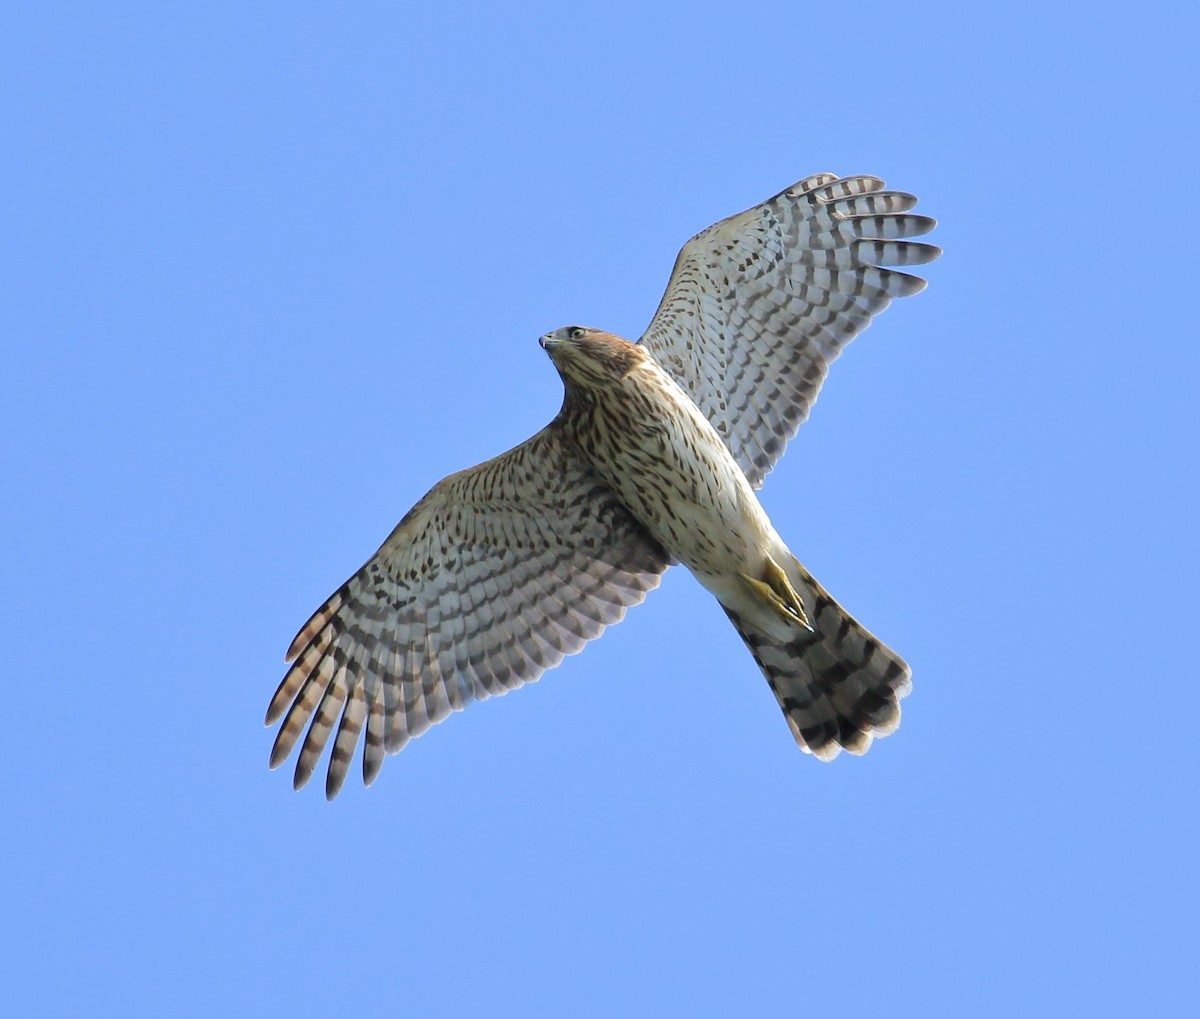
[568,326,586,340]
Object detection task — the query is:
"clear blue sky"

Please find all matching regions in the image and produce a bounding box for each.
[3,2,1196,1016]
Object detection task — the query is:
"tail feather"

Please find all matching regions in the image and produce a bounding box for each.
[725,569,910,760]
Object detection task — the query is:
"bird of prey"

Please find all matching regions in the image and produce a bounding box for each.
[267,172,940,798]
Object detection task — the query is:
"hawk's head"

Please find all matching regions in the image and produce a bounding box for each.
[540,326,646,388]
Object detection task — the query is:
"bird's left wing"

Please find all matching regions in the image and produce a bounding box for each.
[266,422,670,798]
[639,173,940,488]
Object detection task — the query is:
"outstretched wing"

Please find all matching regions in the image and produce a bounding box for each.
[266,423,671,798]
[639,173,940,489]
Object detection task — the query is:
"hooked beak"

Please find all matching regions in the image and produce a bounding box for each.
[539,332,559,351]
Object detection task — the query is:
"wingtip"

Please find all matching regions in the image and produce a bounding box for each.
[292,764,313,792]
[264,690,288,727]
[325,769,347,801]
[882,269,930,298]
[284,632,306,663]
[267,740,288,770]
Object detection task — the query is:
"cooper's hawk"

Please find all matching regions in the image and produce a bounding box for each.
[268,172,940,798]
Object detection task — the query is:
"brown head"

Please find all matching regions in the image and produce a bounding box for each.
[539,326,647,391]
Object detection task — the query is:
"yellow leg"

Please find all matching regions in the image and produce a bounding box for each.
[739,555,812,630]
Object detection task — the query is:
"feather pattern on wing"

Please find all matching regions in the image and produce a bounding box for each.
[639,173,939,488]
[266,423,670,798]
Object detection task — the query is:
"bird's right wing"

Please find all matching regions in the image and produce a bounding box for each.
[266,423,671,798]
[639,173,940,489]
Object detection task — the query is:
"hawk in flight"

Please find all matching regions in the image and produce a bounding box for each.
[268,172,940,797]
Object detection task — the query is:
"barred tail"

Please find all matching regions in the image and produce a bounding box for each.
[724,568,911,759]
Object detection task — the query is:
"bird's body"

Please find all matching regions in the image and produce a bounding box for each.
[268,172,940,797]
[546,328,907,751]
[554,337,777,586]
